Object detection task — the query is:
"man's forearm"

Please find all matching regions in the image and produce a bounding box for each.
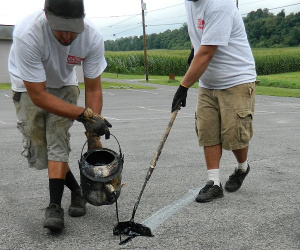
[85,88,102,114]
[84,75,103,114]
[24,81,84,120]
[181,45,218,88]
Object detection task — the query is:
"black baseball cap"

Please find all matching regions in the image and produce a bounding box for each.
[44,0,85,34]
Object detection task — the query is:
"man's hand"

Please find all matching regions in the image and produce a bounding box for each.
[85,131,103,150]
[171,84,188,113]
[77,108,112,139]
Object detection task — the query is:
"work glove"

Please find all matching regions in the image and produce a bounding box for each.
[77,108,112,140]
[171,84,188,113]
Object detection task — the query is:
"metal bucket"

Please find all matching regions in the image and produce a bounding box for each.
[78,135,124,206]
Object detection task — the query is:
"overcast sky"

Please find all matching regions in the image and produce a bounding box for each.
[1,0,300,40]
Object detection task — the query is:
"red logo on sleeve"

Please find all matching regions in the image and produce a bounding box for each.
[67,55,84,65]
[197,19,205,30]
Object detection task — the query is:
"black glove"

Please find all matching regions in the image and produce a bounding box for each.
[77,108,112,139]
[171,84,188,113]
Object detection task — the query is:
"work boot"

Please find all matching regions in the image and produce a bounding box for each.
[43,203,64,231]
[225,165,250,192]
[68,188,87,217]
[195,180,224,203]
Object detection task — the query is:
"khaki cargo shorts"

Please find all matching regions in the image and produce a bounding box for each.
[13,86,80,170]
[195,82,256,150]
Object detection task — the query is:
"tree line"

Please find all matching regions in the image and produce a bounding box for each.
[104,8,300,51]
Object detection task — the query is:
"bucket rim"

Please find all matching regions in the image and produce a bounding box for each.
[79,147,124,182]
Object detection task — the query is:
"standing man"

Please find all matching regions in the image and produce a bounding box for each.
[172,0,256,202]
[8,0,111,231]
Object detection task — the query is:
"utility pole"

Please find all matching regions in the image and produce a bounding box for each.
[141,0,149,81]
[236,0,239,8]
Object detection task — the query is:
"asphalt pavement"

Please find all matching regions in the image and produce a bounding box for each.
[0,81,299,250]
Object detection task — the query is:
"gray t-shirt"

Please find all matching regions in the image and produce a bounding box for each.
[9,11,107,92]
[186,0,256,89]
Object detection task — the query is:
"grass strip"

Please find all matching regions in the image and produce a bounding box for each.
[1,72,300,98]
[0,81,155,90]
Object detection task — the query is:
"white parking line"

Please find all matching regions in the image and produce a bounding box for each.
[142,187,200,231]
[255,111,276,114]
[105,115,193,121]
[139,107,194,116]
[105,106,194,121]
[103,92,115,95]
[127,89,159,95]
[140,107,167,112]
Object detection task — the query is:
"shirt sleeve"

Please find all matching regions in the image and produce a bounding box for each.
[201,10,234,46]
[82,34,107,79]
[13,37,46,83]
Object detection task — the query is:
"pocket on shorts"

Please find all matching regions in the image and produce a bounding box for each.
[194,112,199,137]
[67,130,72,154]
[21,138,32,158]
[237,111,253,143]
[17,121,32,159]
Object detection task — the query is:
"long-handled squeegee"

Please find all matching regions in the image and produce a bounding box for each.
[113,108,179,244]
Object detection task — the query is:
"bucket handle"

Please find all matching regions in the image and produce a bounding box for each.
[80,133,123,160]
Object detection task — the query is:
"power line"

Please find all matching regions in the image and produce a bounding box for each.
[89,3,184,20]
[103,1,300,39]
[146,3,184,13]
[146,15,187,23]
[241,2,300,15]
[95,3,185,31]
[88,13,139,19]
[268,3,300,11]
[100,15,186,32]
[147,23,185,27]
[240,0,268,6]
[99,14,141,30]
[99,22,141,30]
[104,24,142,38]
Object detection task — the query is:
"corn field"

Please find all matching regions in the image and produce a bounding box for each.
[105,47,300,76]
[253,47,300,75]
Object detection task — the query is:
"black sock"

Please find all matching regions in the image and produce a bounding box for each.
[49,179,65,207]
[65,171,80,192]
